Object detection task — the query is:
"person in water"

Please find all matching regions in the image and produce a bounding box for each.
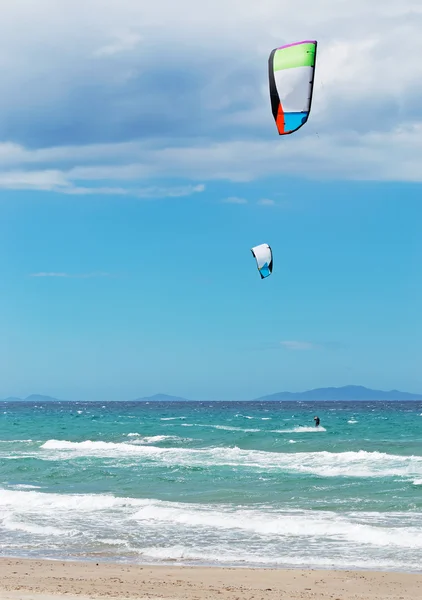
[314,416,320,427]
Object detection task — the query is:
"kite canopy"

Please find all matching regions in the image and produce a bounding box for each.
[268,40,317,135]
[251,243,273,279]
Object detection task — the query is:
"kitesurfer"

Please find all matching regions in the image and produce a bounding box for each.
[314,416,320,427]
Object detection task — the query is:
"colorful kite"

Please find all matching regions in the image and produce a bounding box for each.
[251,244,273,279]
[268,40,317,135]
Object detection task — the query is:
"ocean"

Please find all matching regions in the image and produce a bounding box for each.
[1,400,422,572]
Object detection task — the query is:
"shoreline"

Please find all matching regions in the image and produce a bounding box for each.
[2,553,422,575]
[1,557,422,600]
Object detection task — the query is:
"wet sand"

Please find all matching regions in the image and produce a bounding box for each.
[1,558,421,600]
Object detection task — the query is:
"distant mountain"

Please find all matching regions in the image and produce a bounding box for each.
[255,385,422,401]
[3,386,422,403]
[132,393,190,402]
[2,394,61,402]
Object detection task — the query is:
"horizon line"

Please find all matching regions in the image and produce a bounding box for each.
[2,384,422,403]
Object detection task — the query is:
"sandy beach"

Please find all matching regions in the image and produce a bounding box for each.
[0,558,421,600]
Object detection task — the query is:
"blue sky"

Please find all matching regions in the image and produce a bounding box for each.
[1,0,422,400]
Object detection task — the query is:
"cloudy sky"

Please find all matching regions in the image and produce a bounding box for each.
[1,0,422,400]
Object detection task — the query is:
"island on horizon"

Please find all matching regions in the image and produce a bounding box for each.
[2,385,422,402]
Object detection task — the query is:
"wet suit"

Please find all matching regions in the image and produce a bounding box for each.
[314,416,320,427]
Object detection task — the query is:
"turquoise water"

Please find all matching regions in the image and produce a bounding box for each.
[1,400,422,571]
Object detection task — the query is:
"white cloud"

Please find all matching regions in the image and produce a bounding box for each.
[0,1,421,184]
[222,196,248,204]
[257,198,276,206]
[64,126,422,182]
[94,31,143,57]
[280,341,319,351]
[2,122,422,189]
[0,166,206,197]
[59,186,129,196]
[0,170,70,190]
[134,184,205,198]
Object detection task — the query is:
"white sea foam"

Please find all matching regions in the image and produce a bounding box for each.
[0,488,421,571]
[181,423,261,433]
[11,484,42,490]
[37,440,422,479]
[3,518,73,537]
[131,435,185,444]
[273,426,327,433]
[41,439,164,456]
[214,425,261,433]
[137,545,419,571]
[0,439,34,443]
[132,502,422,549]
